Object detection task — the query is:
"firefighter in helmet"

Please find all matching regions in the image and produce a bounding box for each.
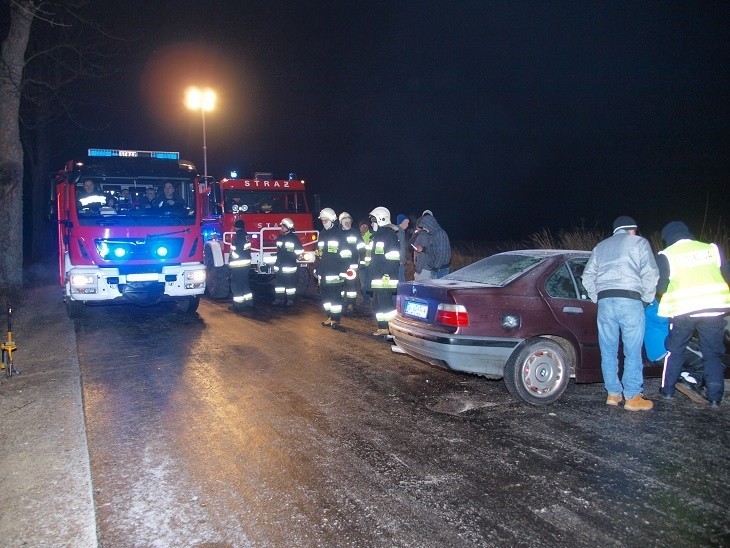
[229,219,253,312]
[368,206,401,336]
[338,211,361,314]
[316,207,347,331]
[273,217,303,306]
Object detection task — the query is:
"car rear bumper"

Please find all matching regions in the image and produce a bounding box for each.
[389,318,523,378]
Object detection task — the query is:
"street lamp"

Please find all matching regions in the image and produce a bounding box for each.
[185,86,216,180]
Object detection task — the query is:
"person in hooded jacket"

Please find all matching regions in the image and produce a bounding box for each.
[656,221,730,407]
[273,217,303,306]
[229,219,253,312]
[367,206,400,336]
[412,212,451,280]
[316,208,348,331]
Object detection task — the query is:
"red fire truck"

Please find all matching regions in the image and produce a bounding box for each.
[201,173,319,298]
[54,148,208,318]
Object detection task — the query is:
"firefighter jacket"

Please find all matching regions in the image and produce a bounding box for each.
[657,239,730,318]
[316,225,348,285]
[229,229,252,268]
[274,231,303,273]
[340,227,362,272]
[368,224,400,290]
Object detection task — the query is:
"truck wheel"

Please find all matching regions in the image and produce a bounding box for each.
[204,248,230,299]
[296,266,312,294]
[66,300,84,319]
[175,296,200,314]
[503,338,570,405]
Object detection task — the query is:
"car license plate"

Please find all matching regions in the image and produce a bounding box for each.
[404,299,428,319]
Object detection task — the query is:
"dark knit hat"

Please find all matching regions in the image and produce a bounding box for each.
[613,216,638,234]
[234,219,245,229]
[661,221,694,246]
[396,214,408,225]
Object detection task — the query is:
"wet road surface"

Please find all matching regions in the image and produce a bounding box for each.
[74,291,729,546]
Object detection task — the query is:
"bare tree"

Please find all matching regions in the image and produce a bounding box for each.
[1,0,124,290]
[0,0,38,292]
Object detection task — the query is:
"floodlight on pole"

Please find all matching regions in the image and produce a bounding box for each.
[185,86,216,180]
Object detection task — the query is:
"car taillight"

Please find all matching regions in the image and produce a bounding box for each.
[435,304,469,327]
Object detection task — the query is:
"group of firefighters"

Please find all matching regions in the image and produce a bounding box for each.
[227,205,402,337]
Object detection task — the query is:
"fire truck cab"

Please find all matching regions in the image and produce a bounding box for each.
[201,173,318,298]
[54,148,208,318]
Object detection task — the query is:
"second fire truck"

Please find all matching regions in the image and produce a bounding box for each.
[201,173,319,298]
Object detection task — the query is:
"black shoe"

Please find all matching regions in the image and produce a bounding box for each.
[331,322,346,332]
[708,400,721,408]
[658,389,674,400]
[675,378,708,405]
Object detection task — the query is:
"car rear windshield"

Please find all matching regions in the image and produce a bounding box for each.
[444,253,544,286]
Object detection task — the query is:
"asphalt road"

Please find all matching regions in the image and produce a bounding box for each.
[2,280,729,546]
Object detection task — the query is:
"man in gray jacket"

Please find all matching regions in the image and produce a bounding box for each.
[582,216,660,411]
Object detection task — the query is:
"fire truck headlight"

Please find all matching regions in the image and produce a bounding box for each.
[70,274,97,294]
[184,269,206,289]
[299,251,314,263]
[113,247,127,258]
[156,246,169,257]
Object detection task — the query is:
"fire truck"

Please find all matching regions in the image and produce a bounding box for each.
[201,173,319,298]
[54,148,208,318]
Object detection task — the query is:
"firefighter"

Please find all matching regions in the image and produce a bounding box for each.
[229,219,253,312]
[273,217,303,306]
[338,211,361,314]
[316,208,347,331]
[368,206,400,336]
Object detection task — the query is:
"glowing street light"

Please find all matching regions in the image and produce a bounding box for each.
[185,86,216,180]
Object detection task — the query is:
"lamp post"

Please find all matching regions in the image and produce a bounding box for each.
[185,86,216,180]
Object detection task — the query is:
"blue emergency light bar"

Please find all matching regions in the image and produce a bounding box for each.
[88,149,180,160]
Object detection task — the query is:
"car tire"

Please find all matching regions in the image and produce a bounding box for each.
[504,337,570,405]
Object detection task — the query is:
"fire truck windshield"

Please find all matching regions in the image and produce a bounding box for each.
[224,190,307,214]
[75,178,196,226]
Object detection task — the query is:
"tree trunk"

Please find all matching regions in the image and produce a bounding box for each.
[0,1,37,291]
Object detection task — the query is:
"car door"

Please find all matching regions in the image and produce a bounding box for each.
[541,258,601,382]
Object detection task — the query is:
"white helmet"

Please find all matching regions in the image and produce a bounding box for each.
[369,206,391,227]
[338,211,352,223]
[281,217,294,230]
[319,208,337,222]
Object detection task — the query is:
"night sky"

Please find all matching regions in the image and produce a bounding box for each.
[79,1,728,241]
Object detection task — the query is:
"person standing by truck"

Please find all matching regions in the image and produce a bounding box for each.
[316,208,347,331]
[338,212,361,314]
[368,207,401,337]
[229,219,253,312]
[273,218,303,306]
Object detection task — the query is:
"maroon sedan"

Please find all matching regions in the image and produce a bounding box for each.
[390,249,660,405]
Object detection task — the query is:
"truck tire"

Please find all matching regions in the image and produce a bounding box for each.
[204,248,230,299]
[175,296,200,314]
[66,300,84,319]
[296,265,313,294]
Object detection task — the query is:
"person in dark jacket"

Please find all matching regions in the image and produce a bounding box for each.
[229,219,253,312]
[367,206,400,337]
[338,212,361,314]
[412,212,451,280]
[316,208,347,331]
[656,221,730,407]
[273,217,303,306]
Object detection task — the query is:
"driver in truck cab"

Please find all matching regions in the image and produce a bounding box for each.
[76,179,106,211]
